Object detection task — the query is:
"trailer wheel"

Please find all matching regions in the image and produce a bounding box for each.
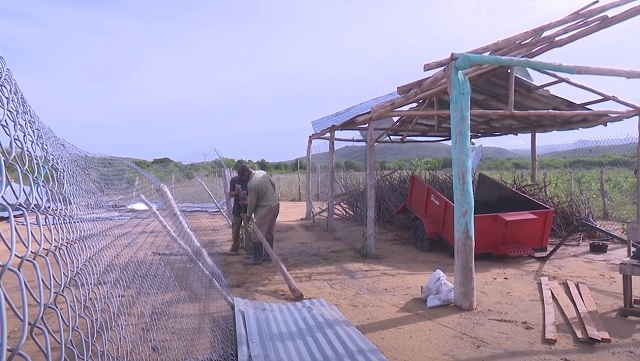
[411,217,431,251]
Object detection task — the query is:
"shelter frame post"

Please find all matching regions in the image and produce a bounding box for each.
[365,121,376,256]
[449,52,640,311]
[305,137,313,220]
[327,130,336,231]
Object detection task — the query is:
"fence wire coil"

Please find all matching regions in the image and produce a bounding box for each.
[1,56,237,360]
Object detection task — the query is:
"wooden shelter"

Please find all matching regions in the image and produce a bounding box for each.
[306,0,640,310]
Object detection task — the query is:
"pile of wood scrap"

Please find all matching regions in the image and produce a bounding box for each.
[539,277,611,344]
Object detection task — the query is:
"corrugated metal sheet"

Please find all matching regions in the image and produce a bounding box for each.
[311,92,400,133]
[234,297,388,361]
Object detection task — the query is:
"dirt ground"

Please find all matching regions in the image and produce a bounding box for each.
[214,201,640,361]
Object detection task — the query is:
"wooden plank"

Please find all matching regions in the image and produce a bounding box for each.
[548,280,589,342]
[540,277,557,344]
[567,280,601,342]
[578,283,611,342]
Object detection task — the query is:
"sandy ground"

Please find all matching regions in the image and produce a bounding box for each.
[211,202,640,361]
[2,202,639,360]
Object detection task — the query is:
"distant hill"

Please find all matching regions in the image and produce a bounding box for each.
[299,137,637,163]
[307,142,524,163]
[541,141,637,158]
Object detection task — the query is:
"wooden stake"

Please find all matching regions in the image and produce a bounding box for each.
[365,121,376,256]
[250,219,304,301]
[548,281,589,342]
[578,283,611,342]
[297,158,302,202]
[540,277,557,344]
[305,138,313,220]
[197,178,231,226]
[531,131,537,184]
[600,169,609,220]
[567,280,601,342]
[327,130,336,232]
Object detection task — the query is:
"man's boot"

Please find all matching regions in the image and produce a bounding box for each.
[244,241,263,265]
[262,238,274,262]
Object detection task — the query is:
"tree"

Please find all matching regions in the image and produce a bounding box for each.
[257,159,270,171]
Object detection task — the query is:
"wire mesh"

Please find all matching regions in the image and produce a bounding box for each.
[1,56,237,360]
[307,129,639,240]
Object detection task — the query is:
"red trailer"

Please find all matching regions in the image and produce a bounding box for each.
[396,173,554,257]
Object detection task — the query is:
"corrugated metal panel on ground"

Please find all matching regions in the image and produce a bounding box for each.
[310,92,400,133]
[234,297,388,361]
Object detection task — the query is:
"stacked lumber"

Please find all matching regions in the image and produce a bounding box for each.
[539,277,611,344]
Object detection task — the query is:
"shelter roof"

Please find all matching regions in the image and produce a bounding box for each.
[310,0,640,141]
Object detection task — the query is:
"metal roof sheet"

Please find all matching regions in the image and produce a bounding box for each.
[311,92,400,133]
[234,297,388,361]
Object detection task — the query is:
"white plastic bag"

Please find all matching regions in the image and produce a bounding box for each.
[420,269,455,307]
[427,280,454,308]
[420,269,446,300]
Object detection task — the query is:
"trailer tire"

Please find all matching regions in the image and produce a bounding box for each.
[411,217,431,251]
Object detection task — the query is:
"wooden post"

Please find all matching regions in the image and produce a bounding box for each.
[508,67,515,113]
[543,171,548,198]
[637,117,640,222]
[305,138,313,220]
[365,121,376,256]
[327,130,336,232]
[251,219,304,301]
[449,62,476,311]
[197,178,231,226]
[569,171,574,202]
[600,169,609,220]
[531,131,538,184]
[297,158,302,202]
[316,164,321,202]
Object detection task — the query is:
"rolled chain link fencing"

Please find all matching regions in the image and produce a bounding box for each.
[1,56,238,360]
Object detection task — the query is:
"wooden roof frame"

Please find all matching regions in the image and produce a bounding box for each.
[309,0,640,143]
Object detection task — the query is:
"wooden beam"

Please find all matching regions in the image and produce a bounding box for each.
[578,97,611,107]
[453,53,640,78]
[327,130,335,232]
[540,277,557,344]
[531,79,564,90]
[365,121,376,256]
[450,62,476,311]
[578,282,611,342]
[527,4,640,60]
[548,281,589,342]
[418,0,637,73]
[305,137,313,220]
[382,109,631,117]
[567,280,601,342]
[533,68,640,110]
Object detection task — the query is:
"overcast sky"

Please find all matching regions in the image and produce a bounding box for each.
[1,0,639,162]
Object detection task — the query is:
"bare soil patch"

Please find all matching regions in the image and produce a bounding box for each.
[217,202,640,361]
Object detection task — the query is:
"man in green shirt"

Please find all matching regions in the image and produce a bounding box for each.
[237,164,280,265]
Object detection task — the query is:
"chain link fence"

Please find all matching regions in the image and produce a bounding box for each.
[1,56,237,360]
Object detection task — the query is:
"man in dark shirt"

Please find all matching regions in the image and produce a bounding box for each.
[228,175,253,257]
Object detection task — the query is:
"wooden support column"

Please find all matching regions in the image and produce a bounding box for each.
[327,130,336,231]
[636,116,640,222]
[365,121,376,256]
[449,62,476,311]
[305,137,313,220]
[531,131,538,183]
